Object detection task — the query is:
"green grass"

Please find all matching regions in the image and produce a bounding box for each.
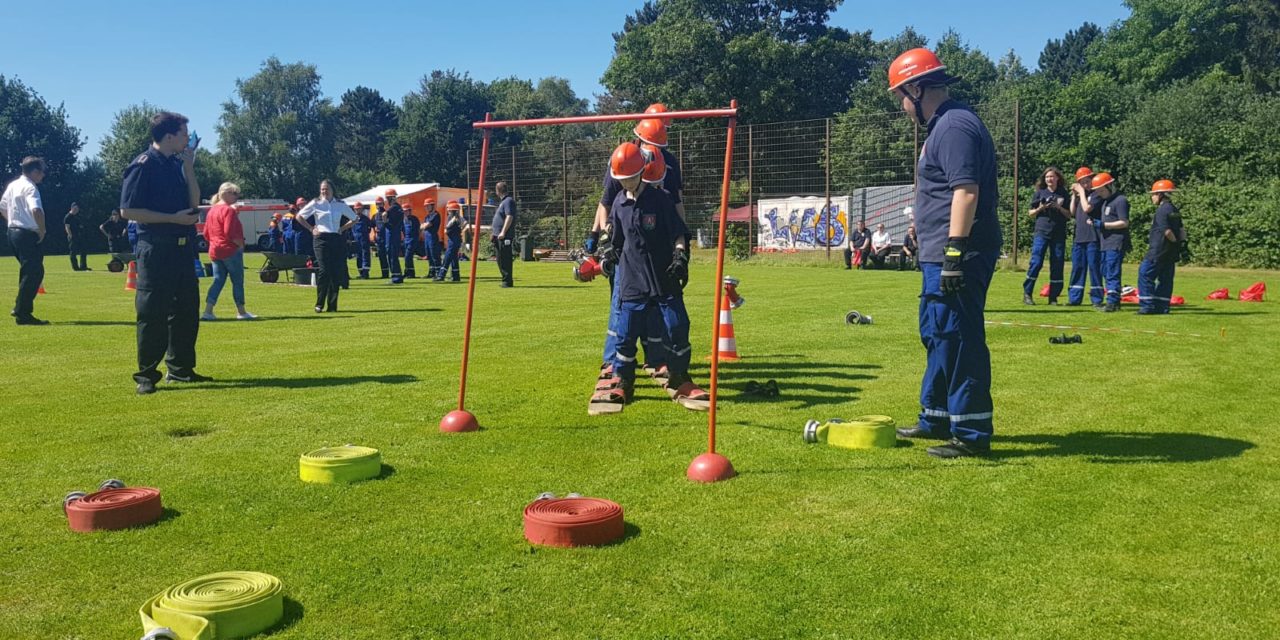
[1,253,1278,639]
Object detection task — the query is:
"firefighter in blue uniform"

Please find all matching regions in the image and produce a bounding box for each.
[886,48,1000,458]
[402,202,420,279]
[267,213,284,253]
[351,202,372,278]
[118,111,210,395]
[1022,167,1070,305]
[439,200,465,282]
[422,198,442,280]
[293,197,314,260]
[1091,172,1130,312]
[1067,167,1105,307]
[1137,179,1185,314]
[380,189,404,283]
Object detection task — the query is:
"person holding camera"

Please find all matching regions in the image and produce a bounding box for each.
[1022,167,1070,305]
[120,112,209,394]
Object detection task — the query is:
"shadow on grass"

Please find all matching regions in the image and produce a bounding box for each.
[686,356,878,408]
[993,431,1255,463]
[376,464,396,480]
[166,374,418,391]
[331,308,443,315]
[261,597,304,637]
[58,320,135,326]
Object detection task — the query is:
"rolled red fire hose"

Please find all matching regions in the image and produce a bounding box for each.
[65,487,162,532]
[523,497,624,548]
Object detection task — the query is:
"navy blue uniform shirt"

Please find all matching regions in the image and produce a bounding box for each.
[1099,193,1131,252]
[600,147,683,208]
[353,212,372,236]
[491,196,516,239]
[609,185,689,302]
[403,213,420,241]
[1032,188,1069,240]
[423,210,441,235]
[1073,192,1102,243]
[915,100,1001,262]
[119,147,195,243]
[1146,201,1182,262]
[446,214,464,241]
[382,204,404,240]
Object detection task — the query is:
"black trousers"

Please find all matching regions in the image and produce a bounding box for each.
[8,228,44,318]
[134,237,200,384]
[314,233,345,311]
[68,236,88,270]
[494,237,513,285]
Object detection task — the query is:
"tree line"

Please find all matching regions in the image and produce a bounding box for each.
[2,0,1277,266]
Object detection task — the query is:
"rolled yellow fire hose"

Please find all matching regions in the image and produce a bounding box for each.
[803,415,897,449]
[138,571,283,640]
[298,445,381,484]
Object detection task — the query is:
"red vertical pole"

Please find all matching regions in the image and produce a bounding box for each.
[707,101,738,455]
[457,114,492,410]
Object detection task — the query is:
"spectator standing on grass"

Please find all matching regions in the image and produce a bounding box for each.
[1137,180,1185,315]
[422,199,441,280]
[380,190,405,284]
[120,111,211,394]
[437,200,466,282]
[64,203,90,271]
[402,202,420,279]
[1022,167,1071,305]
[870,223,893,269]
[491,181,516,288]
[886,48,1001,458]
[1068,167,1105,307]
[899,224,918,270]
[100,209,130,253]
[293,180,356,313]
[201,182,255,321]
[1091,172,1131,313]
[1,156,49,325]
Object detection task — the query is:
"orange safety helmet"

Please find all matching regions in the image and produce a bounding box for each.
[424,198,436,207]
[384,188,398,197]
[633,118,668,147]
[610,142,647,180]
[645,103,668,115]
[1074,167,1094,182]
[888,48,949,91]
[1150,179,1176,194]
[1091,172,1115,190]
[641,143,666,184]
[446,200,461,212]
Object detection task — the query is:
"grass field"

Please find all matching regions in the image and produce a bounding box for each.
[1,253,1277,639]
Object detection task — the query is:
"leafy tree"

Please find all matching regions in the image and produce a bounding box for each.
[99,102,165,180]
[335,87,398,178]
[0,76,83,253]
[996,49,1030,83]
[1036,22,1102,83]
[1239,0,1280,91]
[384,70,493,188]
[1088,0,1245,89]
[217,57,338,200]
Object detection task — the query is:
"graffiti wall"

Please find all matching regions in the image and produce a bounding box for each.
[756,196,852,250]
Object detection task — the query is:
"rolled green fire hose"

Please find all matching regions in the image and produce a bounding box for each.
[298,445,381,484]
[139,571,283,639]
[803,415,897,449]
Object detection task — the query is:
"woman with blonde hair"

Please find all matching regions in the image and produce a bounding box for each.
[201,182,255,320]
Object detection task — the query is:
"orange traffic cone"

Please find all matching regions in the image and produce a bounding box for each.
[711,290,740,362]
[37,284,47,294]
[124,261,138,291]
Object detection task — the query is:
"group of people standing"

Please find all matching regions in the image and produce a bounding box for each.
[1022,167,1185,314]
[346,192,475,284]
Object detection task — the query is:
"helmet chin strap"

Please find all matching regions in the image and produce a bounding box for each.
[904,84,928,125]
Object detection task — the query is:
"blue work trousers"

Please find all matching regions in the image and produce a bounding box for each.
[439,238,462,281]
[613,294,690,384]
[1023,235,1065,300]
[916,254,997,448]
[1103,250,1125,305]
[423,235,441,279]
[602,276,668,370]
[1137,258,1175,313]
[1068,241,1104,305]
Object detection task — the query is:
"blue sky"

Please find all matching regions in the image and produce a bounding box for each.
[5,0,1128,159]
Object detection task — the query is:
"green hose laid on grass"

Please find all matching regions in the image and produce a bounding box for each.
[138,571,283,639]
[298,445,381,484]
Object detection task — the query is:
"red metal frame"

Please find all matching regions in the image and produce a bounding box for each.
[456,104,739,458]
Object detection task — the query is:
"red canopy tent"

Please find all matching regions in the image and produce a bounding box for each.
[713,205,755,223]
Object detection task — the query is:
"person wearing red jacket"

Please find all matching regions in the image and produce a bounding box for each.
[201,182,255,321]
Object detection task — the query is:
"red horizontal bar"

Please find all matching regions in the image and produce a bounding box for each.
[473,107,738,129]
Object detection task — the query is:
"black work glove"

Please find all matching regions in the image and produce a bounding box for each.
[667,249,689,290]
[941,237,967,294]
[600,247,617,279]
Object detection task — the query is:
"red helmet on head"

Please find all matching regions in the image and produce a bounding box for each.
[610,142,647,180]
[384,188,398,197]
[644,103,668,115]
[1091,172,1115,190]
[888,48,949,91]
[633,118,668,147]
[641,143,666,184]
[1150,179,1176,194]
[424,198,436,207]
[295,197,307,207]
[446,200,460,212]
[1074,167,1094,182]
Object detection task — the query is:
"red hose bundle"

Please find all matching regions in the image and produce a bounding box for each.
[523,497,624,548]
[66,487,162,532]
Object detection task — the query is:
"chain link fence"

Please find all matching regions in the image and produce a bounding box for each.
[467,101,1021,262]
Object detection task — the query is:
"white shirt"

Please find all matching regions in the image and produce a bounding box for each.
[0,175,43,230]
[872,230,892,250]
[298,198,354,234]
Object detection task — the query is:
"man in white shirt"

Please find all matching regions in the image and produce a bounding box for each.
[869,223,893,269]
[1,157,49,325]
